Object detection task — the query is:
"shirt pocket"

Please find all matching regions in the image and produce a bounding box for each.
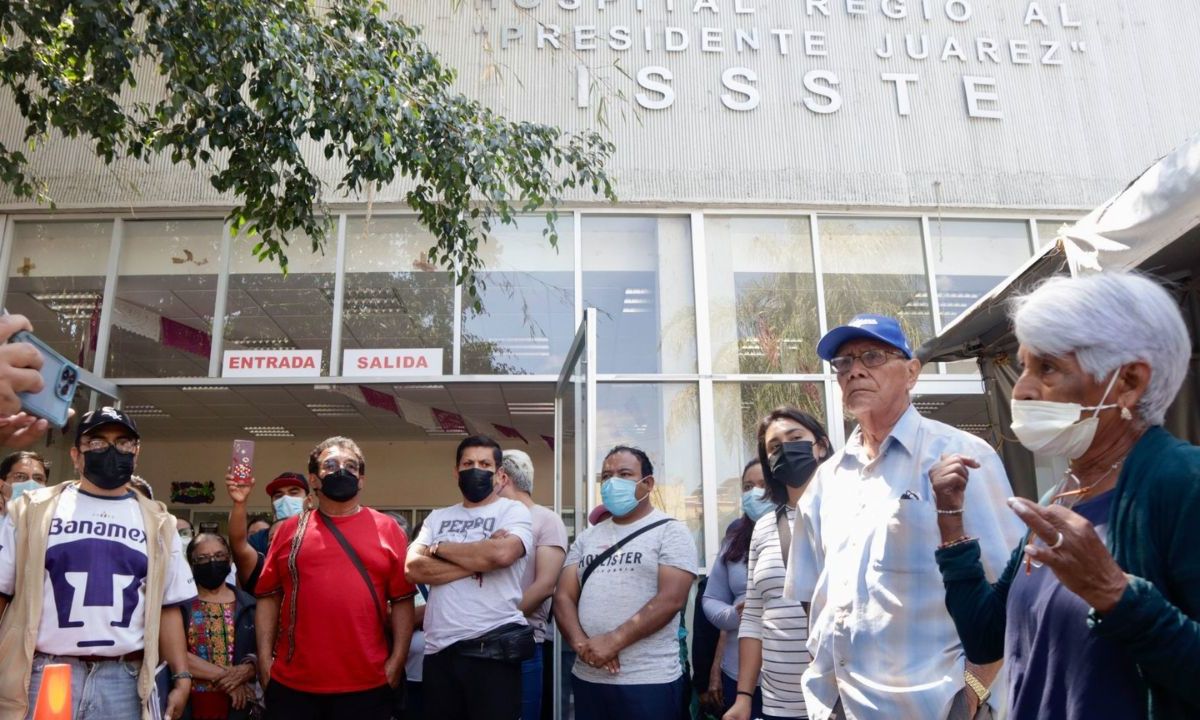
[871,499,939,575]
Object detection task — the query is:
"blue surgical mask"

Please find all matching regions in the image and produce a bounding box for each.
[601,477,647,518]
[741,487,774,522]
[273,495,305,520]
[10,480,43,501]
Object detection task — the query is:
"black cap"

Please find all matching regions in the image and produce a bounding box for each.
[75,406,140,444]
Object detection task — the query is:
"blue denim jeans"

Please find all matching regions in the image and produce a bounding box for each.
[521,644,544,720]
[27,652,142,720]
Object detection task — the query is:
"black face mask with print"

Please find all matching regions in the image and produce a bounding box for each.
[83,446,136,490]
[769,440,820,489]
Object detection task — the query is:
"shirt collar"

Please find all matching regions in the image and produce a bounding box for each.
[844,404,921,464]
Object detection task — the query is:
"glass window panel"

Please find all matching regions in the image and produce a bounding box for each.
[106,220,222,378]
[819,216,935,348]
[706,216,822,374]
[712,382,827,541]
[928,219,1032,328]
[595,383,704,564]
[582,216,697,374]
[342,217,454,375]
[462,217,574,375]
[225,234,336,374]
[1036,220,1071,249]
[5,221,112,371]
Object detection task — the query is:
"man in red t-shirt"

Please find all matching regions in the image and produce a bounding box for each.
[255,436,416,719]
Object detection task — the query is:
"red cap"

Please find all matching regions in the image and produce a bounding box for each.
[264,472,308,498]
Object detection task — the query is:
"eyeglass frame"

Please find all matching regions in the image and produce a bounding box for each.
[829,348,907,375]
[319,457,362,476]
[78,437,139,454]
[192,552,230,564]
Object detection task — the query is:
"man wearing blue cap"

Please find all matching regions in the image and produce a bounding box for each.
[782,314,1023,720]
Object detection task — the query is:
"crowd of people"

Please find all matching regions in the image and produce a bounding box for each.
[0,270,1196,720]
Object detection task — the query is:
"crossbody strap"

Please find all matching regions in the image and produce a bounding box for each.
[776,506,792,569]
[319,511,387,626]
[580,518,673,591]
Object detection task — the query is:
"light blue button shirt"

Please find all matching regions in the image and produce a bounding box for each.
[784,405,1024,720]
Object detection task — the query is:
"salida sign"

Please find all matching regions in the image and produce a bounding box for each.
[342,349,445,377]
[223,350,323,378]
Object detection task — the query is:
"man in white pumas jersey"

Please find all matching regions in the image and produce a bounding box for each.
[0,407,196,720]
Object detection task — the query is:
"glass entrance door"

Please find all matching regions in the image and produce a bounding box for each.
[552,308,596,720]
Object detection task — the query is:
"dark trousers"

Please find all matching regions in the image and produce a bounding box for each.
[263,679,392,720]
[571,674,688,720]
[423,649,523,720]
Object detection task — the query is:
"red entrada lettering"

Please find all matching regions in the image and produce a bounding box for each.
[356,354,431,371]
[228,354,317,370]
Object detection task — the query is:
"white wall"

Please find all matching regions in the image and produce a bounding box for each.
[2,1,1198,212]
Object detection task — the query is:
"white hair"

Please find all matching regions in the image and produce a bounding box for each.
[1010,271,1190,425]
[501,449,535,494]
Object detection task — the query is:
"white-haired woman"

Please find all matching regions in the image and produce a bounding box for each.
[930,271,1199,720]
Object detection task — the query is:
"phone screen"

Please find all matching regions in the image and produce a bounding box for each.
[231,439,255,484]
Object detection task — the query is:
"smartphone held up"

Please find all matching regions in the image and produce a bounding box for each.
[231,439,255,484]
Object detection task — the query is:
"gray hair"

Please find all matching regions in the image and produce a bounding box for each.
[386,511,411,537]
[501,449,535,494]
[1010,272,1190,426]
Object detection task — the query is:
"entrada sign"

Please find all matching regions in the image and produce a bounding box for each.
[222,350,323,378]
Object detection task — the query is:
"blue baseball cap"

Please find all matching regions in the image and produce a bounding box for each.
[816,314,913,361]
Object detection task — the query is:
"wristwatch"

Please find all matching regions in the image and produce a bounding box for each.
[964,670,991,705]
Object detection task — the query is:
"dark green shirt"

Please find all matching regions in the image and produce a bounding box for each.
[936,426,1200,720]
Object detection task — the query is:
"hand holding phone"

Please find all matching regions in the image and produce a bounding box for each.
[7,329,79,429]
[0,314,50,416]
[231,439,255,485]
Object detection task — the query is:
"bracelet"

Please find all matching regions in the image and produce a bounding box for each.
[936,507,965,515]
[736,690,755,699]
[171,671,193,683]
[938,535,973,550]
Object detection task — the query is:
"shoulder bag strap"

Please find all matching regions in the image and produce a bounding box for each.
[579,518,673,591]
[318,511,388,626]
[776,506,792,569]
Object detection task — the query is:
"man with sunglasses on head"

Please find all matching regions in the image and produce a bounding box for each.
[255,436,415,720]
[781,314,1024,720]
[0,407,197,720]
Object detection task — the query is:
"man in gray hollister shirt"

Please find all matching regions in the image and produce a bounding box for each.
[554,445,697,720]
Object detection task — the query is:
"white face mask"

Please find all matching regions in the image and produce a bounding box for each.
[1010,368,1122,459]
[273,494,305,520]
[10,480,43,501]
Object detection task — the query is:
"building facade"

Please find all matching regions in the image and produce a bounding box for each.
[1,0,1199,570]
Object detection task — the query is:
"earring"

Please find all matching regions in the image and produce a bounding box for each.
[1120,406,1133,421]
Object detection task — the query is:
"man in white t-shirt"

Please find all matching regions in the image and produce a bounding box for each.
[496,449,568,720]
[0,407,197,720]
[406,435,533,720]
[554,445,698,720]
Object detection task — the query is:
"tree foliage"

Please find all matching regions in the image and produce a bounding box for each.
[0,0,616,303]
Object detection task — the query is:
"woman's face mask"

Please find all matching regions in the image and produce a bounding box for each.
[1010,367,1123,459]
[741,487,775,522]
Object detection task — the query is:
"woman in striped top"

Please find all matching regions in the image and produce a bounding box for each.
[726,407,831,720]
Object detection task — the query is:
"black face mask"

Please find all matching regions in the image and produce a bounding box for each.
[320,469,360,502]
[458,468,495,503]
[192,560,231,591]
[82,446,136,490]
[770,440,820,489]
